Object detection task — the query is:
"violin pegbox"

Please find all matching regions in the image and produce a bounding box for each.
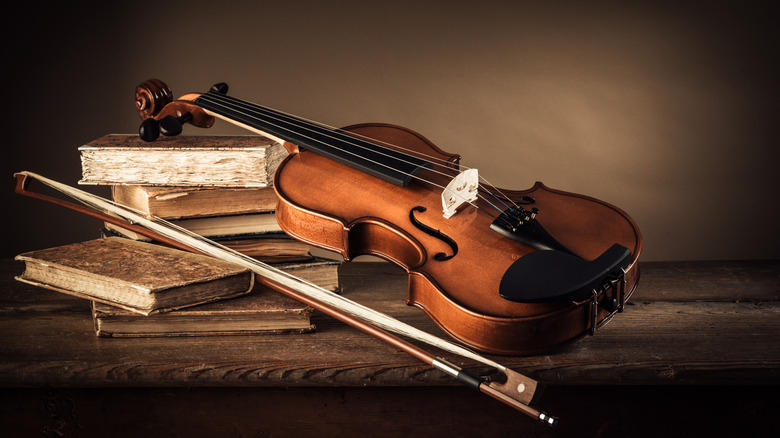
[134,78,217,142]
[442,168,478,218]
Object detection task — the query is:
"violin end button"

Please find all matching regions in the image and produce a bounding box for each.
[603,297,619,313]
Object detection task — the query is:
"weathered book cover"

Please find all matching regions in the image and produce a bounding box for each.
[214,235,313,261]
[100,227,314,263]
[92,288,316,337]
[14,237,254,315]
[269,257,341,293]
[104,212,283,239]
[79,134,287,187]
[112,185,278,219]
[167,212,284,236]
[91,258,341,337]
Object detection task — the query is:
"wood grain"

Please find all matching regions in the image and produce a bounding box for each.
[1,259,778,389]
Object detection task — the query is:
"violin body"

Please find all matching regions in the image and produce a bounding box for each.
[273,123,642,355]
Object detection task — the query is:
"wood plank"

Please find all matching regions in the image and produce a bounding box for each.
[3,385,778,438]
[336,259,780,303]
[1,259,778,388]
[4,300,775,387]
[525,300,780,384]
[629,259,780,302]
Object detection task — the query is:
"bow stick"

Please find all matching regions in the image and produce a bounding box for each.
[13,171,559,427]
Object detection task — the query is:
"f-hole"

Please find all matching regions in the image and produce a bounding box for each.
[409,206,458,261]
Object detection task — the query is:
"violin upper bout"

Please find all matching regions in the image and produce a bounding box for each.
[348,219,427,268]
[273,153,428,268]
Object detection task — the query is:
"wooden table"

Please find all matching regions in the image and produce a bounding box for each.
[1,259,778,437]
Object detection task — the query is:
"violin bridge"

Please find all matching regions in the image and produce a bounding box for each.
[442,169,478,218]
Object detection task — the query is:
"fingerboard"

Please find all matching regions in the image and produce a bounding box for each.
[194,91,433,186]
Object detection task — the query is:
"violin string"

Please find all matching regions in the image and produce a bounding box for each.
[200,91,527,219]
[258,102,526,214]
[200,92,531,227]
[197,92,519,222]
[23,171,510,373]
[197,92,499,215]
[212,92,525,212]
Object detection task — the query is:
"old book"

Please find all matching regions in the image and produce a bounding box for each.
[92,289,315,337]
[100,227,313,263]
[216,235,313,262]
[14,237,254,315]
[104,212,283,239]
[169,212,284,236]
[271,257,341,293]
[79,134,286,187]
[91,258,341,337]
[112,185,277,219]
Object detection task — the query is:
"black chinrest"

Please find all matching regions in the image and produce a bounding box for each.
[499,244,632,303]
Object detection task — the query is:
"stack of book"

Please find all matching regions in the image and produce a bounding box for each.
[15,134,341,338]
[82,134,312,263]
[104,177,313,262]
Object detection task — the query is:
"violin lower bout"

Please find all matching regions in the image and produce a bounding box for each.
[407,266,639,356]
[275,182,638,355]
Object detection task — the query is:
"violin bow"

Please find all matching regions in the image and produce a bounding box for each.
[13,171,559,427]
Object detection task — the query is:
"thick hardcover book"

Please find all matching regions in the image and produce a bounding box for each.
[270,257,342,293]
[104,212,283,239]
[91,258,341,337]
[112,185,277,219]
[167,212,284,236]
[79,134,286,187]
[215,235,313,261]
[100,227,313,263]
[92,289,315,337]
[14,237,254,315]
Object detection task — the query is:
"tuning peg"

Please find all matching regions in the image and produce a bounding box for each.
[139,118,160,142]
[159,113,193,137]
[210,82,229,94]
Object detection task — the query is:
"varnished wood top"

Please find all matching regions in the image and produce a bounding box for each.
[1,259,778,388]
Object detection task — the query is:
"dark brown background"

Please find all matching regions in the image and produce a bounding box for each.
[3,1,777,261]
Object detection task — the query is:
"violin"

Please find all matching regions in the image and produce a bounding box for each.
[135,78,642,356]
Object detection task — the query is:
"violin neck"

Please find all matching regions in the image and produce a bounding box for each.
[193,90,432,186]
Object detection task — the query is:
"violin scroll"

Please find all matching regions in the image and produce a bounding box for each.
[135,78,173,120]
[135,78,217,142]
